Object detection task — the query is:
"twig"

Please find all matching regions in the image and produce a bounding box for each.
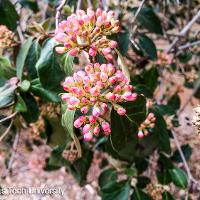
[76,0,82,11]
[87,0,92,8]
[172,128,200,189]
[132,0,146,25]
[17,26,25,43]
[178,78,200,114]
[0,111,18,123]
[1,132,20,178]
[176,40,200,51]
[0,120,14,142]
[165,10,200,53]
[55,0,67,29]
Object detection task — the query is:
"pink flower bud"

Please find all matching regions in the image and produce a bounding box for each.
[117,107,126,115]
[96,8,102,17]
[69,48,79,56]
[108,77,116,85]
[93,126,100,135]
[64,43,72,49]
[69,96,80,105]
[61,93,71,101]
[74,117,85,128]
[55,47,66,54]
[109,40,118,48]
[90,87,100,96]
[55,32,67,42]
[94,63,100,71]
[101,103,107,113]
[65,77,74,85]
[100,72,108,82]
[106,92,115,101]
[105,54,113,61]
[85,64,94,73]
[102,48,111,55]
[89,48,97,57]
[92,106,101,117]
[81,106,89,114]
[93,27,100,33]
[89,116,96,123]
[84,132,93,141]
[122,92,137,101]
[111,26,120,33]
[67,105,75,110]
[83,124,90,134]
[138,130,144,138]
[101,121,111,135]
[96,16,104,26]
[148,113,155,119]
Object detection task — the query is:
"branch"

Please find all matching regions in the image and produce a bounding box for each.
[165,10,200,53]
[76,0,82,11]
[172,128,200,189]
[176,40,200,53]
[132,0,146,25]
[55,0,67,29]
[0,120,14,142]
[0,111,18,123]
[1,132,20,178]
[87,0,92,8]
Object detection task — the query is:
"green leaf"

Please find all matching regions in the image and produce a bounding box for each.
[68,145,93,185]
[131,7,163,34]
[106,95,147,162]
[151,107,171,154]
[139,34,157,60]
[117,31,129,55]
[30,79,60,103]
[57,53,74,76]
[99,168,117,189]
[16,37,34,81]
[162,192,175,200]
[62,104,82,157]
[0,56,16,79]
[101,180,131,200]
[25,39,41,79]
[136,176,151,189]
[0,82,16,108]
[168,94,181,110]
[0,0,19,31]
[14,94,27,112]
[131,188,152,200]
[19,0,39,13]
[169,168,188,188]
[35,38,65,91]
[21,93,39,123]
[171,144,192,163]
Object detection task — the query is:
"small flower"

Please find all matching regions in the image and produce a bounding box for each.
[117,107,126,115]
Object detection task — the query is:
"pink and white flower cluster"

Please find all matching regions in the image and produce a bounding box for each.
[61,63,137,141]
[55,8,120,60]
[137,113,156,138]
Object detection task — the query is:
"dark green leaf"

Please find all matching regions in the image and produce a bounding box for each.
[99,168,117,189]
[14,94,27,112]
[0,0,19,31]
[162,192,175,200]
[168,94,181,110]
[16,37,34,81]
[0,56,15,79]
[153,105,175,116]
[30,79,60,103]
[130,7,163,34]
[171,144,192,163]
[169,168,188,188]
[139,34,157,60]
[25,39,41,79]
[35,38,65,91]
[21,93,39,123]
[101,180,131,200]
[136,176,151,189]
[178,52,192,63]
[131,188,152,200]
[117,31,129,55]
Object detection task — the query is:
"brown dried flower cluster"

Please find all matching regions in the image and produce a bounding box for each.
[0,25,15,50]
[192,106,200,134]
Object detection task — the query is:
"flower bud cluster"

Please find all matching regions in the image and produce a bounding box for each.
[0,25,15,50]
[137,113,156,138]
[61,63,137,141]
[55,8,120,60]
[156,51,172,66]
[192,106,200,134]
